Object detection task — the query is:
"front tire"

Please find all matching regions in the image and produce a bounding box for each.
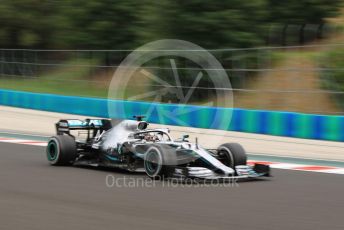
[46,135,77,166]
[144,145,177,179]
[217,143,247,168]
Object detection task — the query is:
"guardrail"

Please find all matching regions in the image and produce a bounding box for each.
[0,89,343,141]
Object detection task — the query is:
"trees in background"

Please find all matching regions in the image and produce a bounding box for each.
[0,0,59,48]
[0,0,341,49]
[268,0,342,24]
[56,0,142,49]
[139,0,268,48]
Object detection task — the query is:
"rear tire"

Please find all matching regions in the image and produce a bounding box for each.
[144,145,177,179]
[46,135,77,166]
[217,143,247,168]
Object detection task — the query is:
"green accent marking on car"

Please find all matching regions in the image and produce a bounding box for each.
[47,141,58,161]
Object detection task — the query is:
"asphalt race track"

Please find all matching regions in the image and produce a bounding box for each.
[0,142,343,230]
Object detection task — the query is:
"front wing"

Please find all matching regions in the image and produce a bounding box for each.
[171,163,270,181]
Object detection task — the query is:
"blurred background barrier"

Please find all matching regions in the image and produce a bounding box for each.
[1,89,343,142]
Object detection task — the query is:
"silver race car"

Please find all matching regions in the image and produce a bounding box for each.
[46,116,270,181]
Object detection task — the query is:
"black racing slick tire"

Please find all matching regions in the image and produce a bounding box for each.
[217,143,247,168]
[46,135,77,166]
[144,145,177,179]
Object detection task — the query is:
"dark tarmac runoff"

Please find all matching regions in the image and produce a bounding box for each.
[0,142,343,230]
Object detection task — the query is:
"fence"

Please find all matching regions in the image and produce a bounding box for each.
[0,44,343,115]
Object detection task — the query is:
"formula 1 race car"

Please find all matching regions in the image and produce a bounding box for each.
[46,116,270,181]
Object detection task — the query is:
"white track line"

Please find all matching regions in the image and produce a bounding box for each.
[0,137,47,146]
[247,160,344,175]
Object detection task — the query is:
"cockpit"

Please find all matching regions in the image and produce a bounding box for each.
[133,130,172,142]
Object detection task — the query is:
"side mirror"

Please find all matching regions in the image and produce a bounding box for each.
[182,135,189,141]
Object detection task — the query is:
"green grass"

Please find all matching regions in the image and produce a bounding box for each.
[0,57,220,104]
[319,46,344,109]
[0,58,110,98]
[0,77,108,98]
[0,49,333,108]
[270,50,320,64]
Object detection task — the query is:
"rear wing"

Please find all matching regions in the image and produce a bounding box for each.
[55,119,112,136]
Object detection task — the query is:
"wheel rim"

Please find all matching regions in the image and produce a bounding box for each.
[145,149,162,176]
[219,147,234,168]
[47,141,58,161]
